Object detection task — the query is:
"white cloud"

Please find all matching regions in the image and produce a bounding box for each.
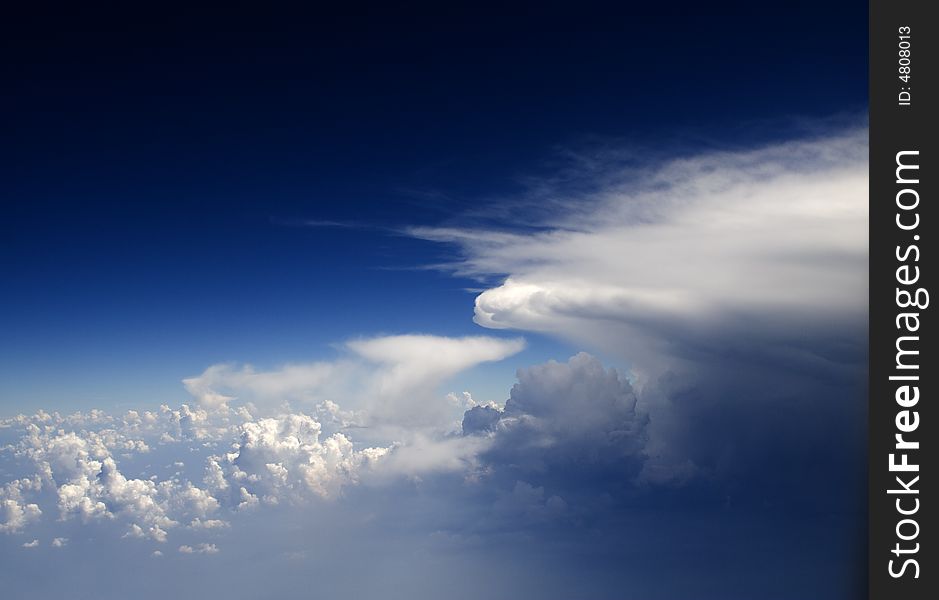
[0,478,42,533]
[1,402,390,545]
[413,129,868,376]
[206,412,390,503]
[190,518,229,530]
[369,433,490,480]
[0,393,483,546]
[183,362,343,409]
[346,335,525,427]
[181,334,524,428]
[347,335,524,390]
[22,539,39,548]
[1,334,525,545]
[179,543,219,555]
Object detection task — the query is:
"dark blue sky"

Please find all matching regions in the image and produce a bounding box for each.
[0,4,866,411]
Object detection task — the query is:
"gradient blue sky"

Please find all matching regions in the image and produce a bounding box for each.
[0,4,866,413]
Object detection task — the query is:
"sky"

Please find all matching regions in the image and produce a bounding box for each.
[1,4,868,599]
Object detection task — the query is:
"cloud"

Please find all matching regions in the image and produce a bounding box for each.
[346,335,525,427]
[0,351,863,600]
[190,518,228,530]
[403,128,869,525]
[491,480,568,524]
[205,412,389,504]
[0,399,486,547]
[0,354,644,548]
[183,362,344,409]
[0,478,42,533]
[412,128,867,375]
[463,353,648,505]
[367,433,490,480]
[347,335,525,391]
[0,403,394,546]
[179,543,219,555]
[181,334,524,428]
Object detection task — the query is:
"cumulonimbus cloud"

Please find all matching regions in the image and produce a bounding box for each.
[411,126,869,501]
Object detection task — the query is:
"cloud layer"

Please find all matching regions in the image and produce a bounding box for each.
[0,335,530,549]
[0,403,385,544]
[416,128,869,512]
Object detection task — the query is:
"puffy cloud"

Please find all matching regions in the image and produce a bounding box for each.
[179,543,219,555]
[0,478,42,533]
[14,425,178,540]
[206,412,389,504]
[3,414,219,543]
[476,352,645,442]
[2,353,645,547]
[0,401,395,546]
[463,353,648,502]
[190,518,228,530]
